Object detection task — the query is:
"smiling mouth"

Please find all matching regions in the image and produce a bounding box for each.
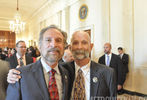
[48,50,59,54]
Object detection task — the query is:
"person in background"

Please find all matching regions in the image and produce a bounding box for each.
[117,47,129,94]
[0,60,9,100]
[59,48,74,64]
[62,49,74,62]
[34,47,40,57]
[7,48,12,58]
[6,41,33,69]
[11,48,16,55]
[27,46,37,62]
[0,48,6,60]
[98,43,124,94]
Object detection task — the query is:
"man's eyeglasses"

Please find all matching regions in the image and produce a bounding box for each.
[17,46,26,49]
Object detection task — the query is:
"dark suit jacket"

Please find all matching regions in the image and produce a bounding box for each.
[119,53,129,73]
[62,61,117,99]
[58,58,64,65]
[6,53,33,69]
[98,53,124,85]
[0,60,9,100]
[6,60,70,100]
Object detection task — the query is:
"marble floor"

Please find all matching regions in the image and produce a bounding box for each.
[117,94,147,100]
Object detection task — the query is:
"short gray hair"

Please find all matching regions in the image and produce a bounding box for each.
[39,25,67,46]
[16,40,25,47]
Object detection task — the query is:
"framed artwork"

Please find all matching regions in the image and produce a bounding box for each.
[79,4,88,21]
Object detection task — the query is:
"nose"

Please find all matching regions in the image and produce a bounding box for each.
[77,43,83,49]
[50,39,57,47]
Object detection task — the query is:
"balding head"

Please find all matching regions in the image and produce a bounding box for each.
[71,31,91,43]
[62,49,74,62]
[71,30,93,60]
[104,42,112,54]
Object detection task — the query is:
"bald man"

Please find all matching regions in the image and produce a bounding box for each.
[98,43,124,92]
[62,49,74,62]
[62,31,116,99]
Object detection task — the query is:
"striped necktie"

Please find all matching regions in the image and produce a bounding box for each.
[20,57,24,67]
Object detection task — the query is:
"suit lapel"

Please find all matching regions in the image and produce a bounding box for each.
[25,55,29,64]
[32,60,49,100]
[90,61,101,97]
[14,54,18,66]
[58,65,68,100]
[110,53,114,67]
[102,55,106,65]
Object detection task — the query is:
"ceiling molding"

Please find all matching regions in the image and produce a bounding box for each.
[0,26,10,31]
[0,17,13,21]
[26,0,54,21]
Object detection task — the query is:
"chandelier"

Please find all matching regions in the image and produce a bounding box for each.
[9,0,25,34]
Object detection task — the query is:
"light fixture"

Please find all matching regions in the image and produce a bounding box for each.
[9,0,25,34]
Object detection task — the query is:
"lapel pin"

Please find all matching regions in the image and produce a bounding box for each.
[93,77,98,83]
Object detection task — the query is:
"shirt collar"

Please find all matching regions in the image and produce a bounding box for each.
[105,52,112,56]
[74,60,91,76]
[41,58,60,74]
[16,53,25,59]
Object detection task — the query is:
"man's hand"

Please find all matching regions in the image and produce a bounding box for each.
[117,85,122,90]
[7,69,21,83]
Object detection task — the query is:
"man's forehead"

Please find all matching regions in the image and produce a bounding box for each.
[44,29,63,37]
[18,42,25,45]
[73,32,90,41]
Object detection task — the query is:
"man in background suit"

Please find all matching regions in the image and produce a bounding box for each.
[6,41,33,69]
[6,25,70,100]
[117,47,129,94]
[63,31,116,99]
[58,48,74,64]
[98,43,124,93]
[0,60,9,100]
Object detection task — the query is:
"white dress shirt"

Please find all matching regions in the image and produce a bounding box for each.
[105,53,112,66]
[120,53,124,59]
[71,61,91,100]
[16,53,26,68]
[41,58,62,100]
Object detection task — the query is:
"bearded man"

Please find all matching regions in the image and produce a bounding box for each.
[6,25,70,100]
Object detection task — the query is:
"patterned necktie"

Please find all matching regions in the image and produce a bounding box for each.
[20,57,24,67]
[106,55,110,66]
[73,69,86,100]
[48,69,59,100]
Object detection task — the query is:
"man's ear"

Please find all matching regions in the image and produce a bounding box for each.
[38,45,41,53]
[90,43,94,50]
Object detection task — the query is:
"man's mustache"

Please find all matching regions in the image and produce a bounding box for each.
[47,48,60,53]
[74,50,85,54]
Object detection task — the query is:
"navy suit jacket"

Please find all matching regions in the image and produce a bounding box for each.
[6,60,70,100]
[6,53,33,69]
[98,53,124,85]
[62,61,117,99]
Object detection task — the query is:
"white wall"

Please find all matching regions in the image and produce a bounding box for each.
[21,0,147,94]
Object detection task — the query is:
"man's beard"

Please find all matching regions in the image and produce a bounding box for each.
[72,50,89,60]
[42,47,61,64]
